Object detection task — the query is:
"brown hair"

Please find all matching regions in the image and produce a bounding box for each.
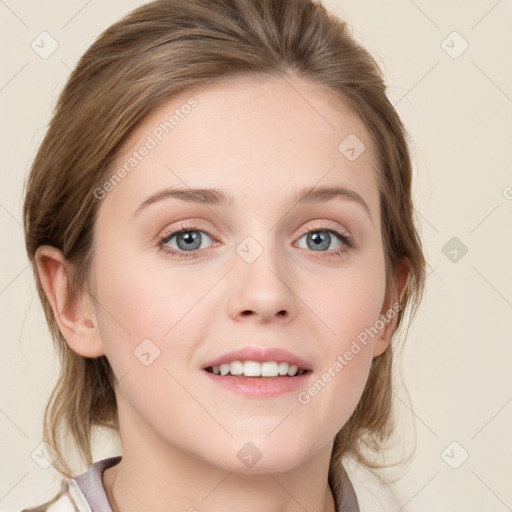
[23,0,427,506]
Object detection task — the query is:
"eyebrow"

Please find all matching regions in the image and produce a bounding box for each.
[134,185,372,221]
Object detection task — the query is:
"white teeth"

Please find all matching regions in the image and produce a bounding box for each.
[210,361,305,377]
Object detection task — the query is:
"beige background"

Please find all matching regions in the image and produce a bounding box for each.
[1,0,511,510]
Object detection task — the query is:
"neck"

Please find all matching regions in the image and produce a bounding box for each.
[104,385,339,511]
[103,452,337,512]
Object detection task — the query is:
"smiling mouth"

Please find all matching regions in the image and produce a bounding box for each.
[204,367,311,378]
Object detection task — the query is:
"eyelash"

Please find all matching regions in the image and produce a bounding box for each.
[157,222,355,260]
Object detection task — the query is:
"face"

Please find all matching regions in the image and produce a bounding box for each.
[86,74,392,473]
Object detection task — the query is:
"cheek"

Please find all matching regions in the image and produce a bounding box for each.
[307,249,387,345]
[292,252,387,433]
[298,283,381,440]
[92,246,210,369]
[92,256,208,427]
[301,346,373,436]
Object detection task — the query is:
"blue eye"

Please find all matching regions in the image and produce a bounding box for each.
[295,226,354,255]
[157,223,215,259]
[157,222,354,260]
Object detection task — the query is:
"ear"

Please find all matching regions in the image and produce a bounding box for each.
[372,258,409,358]
[35,245,105,358]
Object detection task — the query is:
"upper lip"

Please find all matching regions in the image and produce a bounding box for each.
[202,347,313,371]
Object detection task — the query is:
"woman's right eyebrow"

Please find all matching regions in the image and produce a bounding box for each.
[134,187,233,216]
[134,185,372,223]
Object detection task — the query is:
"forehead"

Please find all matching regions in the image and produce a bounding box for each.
[98,73,379,221]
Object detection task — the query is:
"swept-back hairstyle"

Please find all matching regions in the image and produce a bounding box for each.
[23,0,427,506]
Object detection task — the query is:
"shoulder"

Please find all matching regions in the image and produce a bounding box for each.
[345,460,403,512]
[21,455,121,512]
[20,478,92,512]
[334,463,361,512]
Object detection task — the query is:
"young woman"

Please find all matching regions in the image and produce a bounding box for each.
[22,0,427,510]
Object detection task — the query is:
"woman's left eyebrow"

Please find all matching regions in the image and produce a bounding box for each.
[134,185,372,223]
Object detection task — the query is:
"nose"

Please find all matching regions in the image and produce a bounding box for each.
[226,235,297,324]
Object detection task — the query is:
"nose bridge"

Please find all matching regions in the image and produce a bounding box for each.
[234,203,289,268]
[227,221,295,319]
[235,227,283,283]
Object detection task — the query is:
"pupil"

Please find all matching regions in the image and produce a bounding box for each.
[178,231,201,250]
[309,231,329,250]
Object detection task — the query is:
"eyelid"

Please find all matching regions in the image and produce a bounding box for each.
[296,222,353,242]
[158,221,351,242]
[159,221,213,240]
[157,220,355,258]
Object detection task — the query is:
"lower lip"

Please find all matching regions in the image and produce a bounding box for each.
[201,369,312,397]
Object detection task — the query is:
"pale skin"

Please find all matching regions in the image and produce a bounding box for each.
[36,73,407,512]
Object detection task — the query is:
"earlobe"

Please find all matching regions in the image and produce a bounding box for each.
[372,258,410,358]
[35,245,105,358]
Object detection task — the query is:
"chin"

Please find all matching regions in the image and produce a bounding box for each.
[207,439,314,475]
